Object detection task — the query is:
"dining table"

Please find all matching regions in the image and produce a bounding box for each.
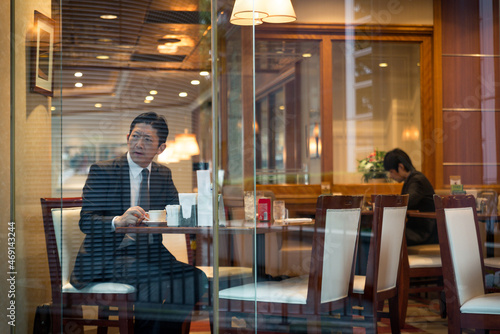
[115,219,315,280]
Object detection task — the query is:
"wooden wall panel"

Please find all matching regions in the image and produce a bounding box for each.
[441,0,500,55]
[443,165,500,185]
[443,111,500,162]
[442,57,500,109]
[440,0,500,187]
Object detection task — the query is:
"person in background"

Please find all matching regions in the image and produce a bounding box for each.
[384,148,438,246]
[71,112,207,333]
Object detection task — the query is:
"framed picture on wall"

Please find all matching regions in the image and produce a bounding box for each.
[31,11,55,96]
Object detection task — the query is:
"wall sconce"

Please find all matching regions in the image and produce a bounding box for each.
[230,0,296,26]
[309,123,321,158]
[402,125,420,141]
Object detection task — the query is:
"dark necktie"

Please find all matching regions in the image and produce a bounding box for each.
[138,168,150,211]
[138,168,152,244]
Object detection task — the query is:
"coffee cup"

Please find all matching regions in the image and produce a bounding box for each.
[148,210,166,224]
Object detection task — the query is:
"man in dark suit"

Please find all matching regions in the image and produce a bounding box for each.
[71,112,207,333]
[384,148,438,246]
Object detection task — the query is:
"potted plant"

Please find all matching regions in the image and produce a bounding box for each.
[357,150,389,183]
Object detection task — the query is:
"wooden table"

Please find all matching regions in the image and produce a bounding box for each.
[116,221,315,280]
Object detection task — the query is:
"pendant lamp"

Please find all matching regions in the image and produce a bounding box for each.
[174,129,200,158]
[262,0,296,23]
[230,0,296,26]
[231,0,269,20]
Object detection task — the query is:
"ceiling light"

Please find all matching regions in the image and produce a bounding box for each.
[379,62,388,68]
[175,130,200,157]
[94,103,102,108]
[144,100,151,104]
[179,92,188,97]
[97,38,113,43]
[232,0,269,20]
[157,44,178,54]
[302,53,312,58]
[200,71,209,76]
[230,12,264,26]
[100,14,117,20]
[74,72,83,77]
[96,55,110,60]
[262,0,296,23]
[51,106,56,111]
[191,80,200,85]
[75,82,83,87]
[230,0,296,25]
[279,105,285,110]
[149,90,158,95]
[145,96,154,101]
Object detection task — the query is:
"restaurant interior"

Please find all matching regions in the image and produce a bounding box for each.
[2,0,500,333]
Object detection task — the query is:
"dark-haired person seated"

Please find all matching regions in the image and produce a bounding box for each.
[384,148,438,246]
[71,112,208,333]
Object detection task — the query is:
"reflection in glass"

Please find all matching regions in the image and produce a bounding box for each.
[332,41,422,184]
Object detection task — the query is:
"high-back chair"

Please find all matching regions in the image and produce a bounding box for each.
[218,195,363,333]
[399,241,445,327]
[41,198,135,334]
[434,194,500,333]
[350,194,409,334]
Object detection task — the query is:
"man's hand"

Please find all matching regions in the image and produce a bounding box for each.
[114,206,149,227]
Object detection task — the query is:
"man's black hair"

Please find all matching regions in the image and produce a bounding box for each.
[383,148,416,172]
[129,112,169,146]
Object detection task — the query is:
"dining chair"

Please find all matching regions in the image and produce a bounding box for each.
[349,194,409,334]
[41,198,135,334]
[399,241,445,327]
[434,194,500,333]
[218,195,363,333]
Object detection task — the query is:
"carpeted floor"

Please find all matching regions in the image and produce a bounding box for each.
[188,296,467,333]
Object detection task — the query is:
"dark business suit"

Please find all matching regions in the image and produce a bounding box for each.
[402,170,439,246]
[71,154,207,333]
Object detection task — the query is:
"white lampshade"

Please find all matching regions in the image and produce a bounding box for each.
[174,130,200,157]
[262,0,296,23]
[230,11,263,26]
[157,142,180,164]
[231,0,269,19]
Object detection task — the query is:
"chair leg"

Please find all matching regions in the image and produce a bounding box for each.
[387,296,401,334]
[398,286,409,328]
[306,315,321,334]
[63,305,84,334]
[97,306,109,334]
[118,302,134,334]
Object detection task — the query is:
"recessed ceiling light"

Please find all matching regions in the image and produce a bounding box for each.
[179,92,188,97]
[191,80,200,85]
[74,72,83,77]
[149,90,158,95]
[97,38,113,43]
[51,106,56,111]
[100,14,117,20]
[96,55,110,60]
[279,106,285,110]
[144,100,151,104]
[199,71,209,76]
[145,96,154,101]
[75,82,83,87]
[94,103,102,108]
[379,62,388,68]
[157,44,178,54]
[302,53,312,58]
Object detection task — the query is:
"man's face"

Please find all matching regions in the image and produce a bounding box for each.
[127,123,166,168]
[388,164,406,182]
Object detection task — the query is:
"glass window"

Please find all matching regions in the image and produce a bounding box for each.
[332,41,422,183]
